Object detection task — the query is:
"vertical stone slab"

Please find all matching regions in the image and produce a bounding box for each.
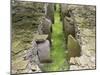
[60,4,68,23]
[37,40,51,63]
[41,18,52,45]
[63,17,75,38]
[46,4,54,24]
[67,35,81,58]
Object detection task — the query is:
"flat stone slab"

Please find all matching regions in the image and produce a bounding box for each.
[34,34,48,42]
[12,41,31,54]
[12,41,21,53]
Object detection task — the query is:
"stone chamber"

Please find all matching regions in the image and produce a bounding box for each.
[11,0,96,74]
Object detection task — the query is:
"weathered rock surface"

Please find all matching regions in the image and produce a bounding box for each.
[31,63,41,72]
[12,58,28,70]
[60,4,68,22]
[64,5,96,70]
[37,40,51,63]
[67,35,81,58]
[64,17,75,37]
[34,34,48,43]
[41,17,52,45]
[46,3,54,24]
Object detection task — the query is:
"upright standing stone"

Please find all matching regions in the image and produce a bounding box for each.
[64,17,75,37]
[60,4,68,22]
[37,40,51,63]
[41,18,52,45]
[67,35,81,58]
[46,4,54,24]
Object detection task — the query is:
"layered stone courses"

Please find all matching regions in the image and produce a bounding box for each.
[12,0,53,74]
[12,1,96,73]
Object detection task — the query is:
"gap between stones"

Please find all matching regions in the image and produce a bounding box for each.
[41,4,69,72]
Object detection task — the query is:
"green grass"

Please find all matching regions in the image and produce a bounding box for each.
[42,4,69,72]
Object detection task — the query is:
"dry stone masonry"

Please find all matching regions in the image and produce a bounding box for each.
[61,4,96,70]
[12,0,54,74]
[12,0,96,73]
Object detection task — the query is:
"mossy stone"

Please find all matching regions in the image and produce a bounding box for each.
[67,35,81,58]
[34,34,48,42]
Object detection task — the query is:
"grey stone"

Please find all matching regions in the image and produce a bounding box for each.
[46,4,54,24]
[32,40,38,55]
[60,4,68,21]
[32,55,40,64]
[37,40,51,63]
[60,4,73,24]
[24,41,38,60]
[41,18,52,34]
[41,18,52,45]
[31,63,41,72]
[64,17,75,37]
